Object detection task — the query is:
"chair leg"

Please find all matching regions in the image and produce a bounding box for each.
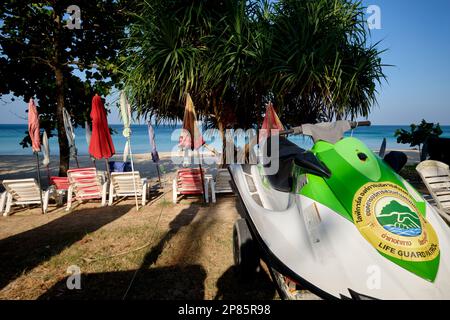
[205,179,209,203]
[211,180,216,203]
[101,182,107,207]
[43,190,50,213]
[108,181,114,206]
[0,191,6,214]
[142,182,147,206]
[4,193,13,216]
[58,191,66,207]
[66,186,73,211]
[172,179,178,204]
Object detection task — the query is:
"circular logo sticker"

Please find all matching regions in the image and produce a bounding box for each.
[352,182,439,262]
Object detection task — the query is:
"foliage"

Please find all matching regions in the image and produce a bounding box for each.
[0,0,129,174]
[395,120,443,150]
[120,0,387,130]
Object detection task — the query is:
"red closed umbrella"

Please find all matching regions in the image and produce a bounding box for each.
[259,102,285,143]
[89,94,115,175]
[28,98,44,213]
[28,99,41,152]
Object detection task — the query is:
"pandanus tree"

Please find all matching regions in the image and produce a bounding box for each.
[120,0,386,135]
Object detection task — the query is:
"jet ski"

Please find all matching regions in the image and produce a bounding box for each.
[229,120,450,300]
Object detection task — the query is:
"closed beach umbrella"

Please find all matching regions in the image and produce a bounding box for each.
[27,98,44,213]
[62,108,79,167]
[42,131,51,183]
[120,91,139,210]
[179,93,206,201]
[120,92,131,162]
[259,102,284,143]
[148,121,161,183]
[89,94,115,176]
[148,122,160,163]
[42,131,50,167]
[28,99,41,153]
[179,93,205,150]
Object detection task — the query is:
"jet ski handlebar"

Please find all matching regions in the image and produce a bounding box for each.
[279,121,371,136]
[351,121,371,128]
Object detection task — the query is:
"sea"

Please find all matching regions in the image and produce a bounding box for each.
[1,124,450,156]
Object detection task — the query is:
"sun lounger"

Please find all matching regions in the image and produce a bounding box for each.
[172,168,210,204]
[416,160,450,222]
[66,167,108,211]
[108,172,148,206]
[49,176,70,206]
[210,168,233,203]
[1,179,50,216]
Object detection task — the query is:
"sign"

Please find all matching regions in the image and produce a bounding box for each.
[353,182,439,262]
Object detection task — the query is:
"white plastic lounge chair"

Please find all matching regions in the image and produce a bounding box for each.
[108,172,148,206]
[172,168,210,204]
[210,168,233,203]
[1,179,50,216]
[66,167,108,211]
[416,160,450,222]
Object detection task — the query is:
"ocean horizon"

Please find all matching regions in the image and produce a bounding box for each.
[1,124,449,156]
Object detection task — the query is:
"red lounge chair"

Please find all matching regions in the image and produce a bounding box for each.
[66,167,108,211]
[172,168,209,203]
[49,176,70,206]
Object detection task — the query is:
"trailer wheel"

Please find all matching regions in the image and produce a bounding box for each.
[233,219,260,277]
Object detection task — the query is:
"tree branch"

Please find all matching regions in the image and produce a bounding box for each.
[22,56,55,70]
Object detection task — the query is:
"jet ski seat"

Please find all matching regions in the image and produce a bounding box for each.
[263,136,331,192]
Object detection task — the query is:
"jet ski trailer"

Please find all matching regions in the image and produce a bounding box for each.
[229,120,450,300]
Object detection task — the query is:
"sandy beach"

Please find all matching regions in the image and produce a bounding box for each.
[0,148,420,185]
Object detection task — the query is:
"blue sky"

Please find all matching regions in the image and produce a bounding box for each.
[358,0,450,125]
[1,0,449,125]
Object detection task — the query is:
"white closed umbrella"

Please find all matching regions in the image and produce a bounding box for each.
[42,131,51,183]
[63,108,79,167]
[120,91,139,210]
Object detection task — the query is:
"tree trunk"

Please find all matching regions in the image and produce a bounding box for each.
[53,9,70,177]
[55,67,70,176]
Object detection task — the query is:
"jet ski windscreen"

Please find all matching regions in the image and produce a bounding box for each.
[263,136,331,192]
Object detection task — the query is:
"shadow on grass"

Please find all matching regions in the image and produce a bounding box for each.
[0,204,132,290]
[38,265,207,300]
[39,203,205,299]
[139,202,202,268]
[214,266,276,300]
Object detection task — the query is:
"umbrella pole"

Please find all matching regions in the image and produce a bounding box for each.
[127,138,139,211]
[75,155,80,168]
[34,152,44,214]
[104,158,111,180]
[198,150,206,203]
